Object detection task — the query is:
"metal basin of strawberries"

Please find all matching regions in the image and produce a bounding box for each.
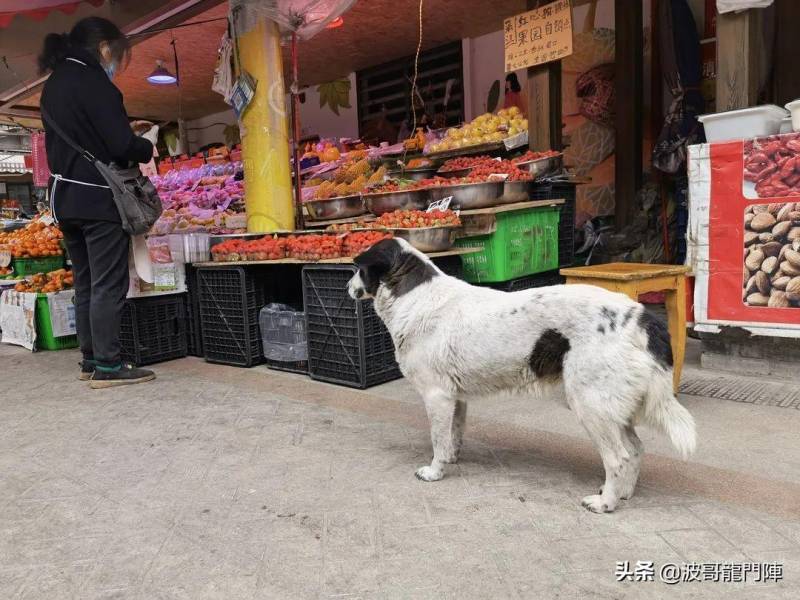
[305,195,366,221]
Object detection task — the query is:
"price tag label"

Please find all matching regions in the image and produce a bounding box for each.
[40,215,55,226]
[487,173,509,181]
[428,196,453,212]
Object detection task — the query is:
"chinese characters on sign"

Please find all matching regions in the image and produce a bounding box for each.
[503,0,573,72]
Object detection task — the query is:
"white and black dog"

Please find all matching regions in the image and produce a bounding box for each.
[348,238,696,513]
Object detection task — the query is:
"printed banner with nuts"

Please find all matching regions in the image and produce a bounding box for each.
[701,133,800,328]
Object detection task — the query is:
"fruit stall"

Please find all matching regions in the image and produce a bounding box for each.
[166,111,577,389]
[1,109,578,391]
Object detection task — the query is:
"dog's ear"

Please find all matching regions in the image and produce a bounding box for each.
[355,238,438,297]
[354,239,403,296]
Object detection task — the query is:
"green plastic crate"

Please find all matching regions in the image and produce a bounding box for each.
[35,293,79,351]
[12,256,65,276]
[454,206,560,283]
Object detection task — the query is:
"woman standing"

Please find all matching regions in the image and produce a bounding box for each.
[502,72,527,117]
[39,17,156,388]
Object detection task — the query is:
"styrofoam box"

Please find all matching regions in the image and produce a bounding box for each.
[697,105,788,143]
[785,99,800,133]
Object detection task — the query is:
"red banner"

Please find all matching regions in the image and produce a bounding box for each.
[0,0,104,28]
[31,131,50,188]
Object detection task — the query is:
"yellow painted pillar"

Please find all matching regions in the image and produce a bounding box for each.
[235,13,294,232]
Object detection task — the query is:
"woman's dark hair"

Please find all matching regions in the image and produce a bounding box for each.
[505,72,522,93]
[38,17,130,74]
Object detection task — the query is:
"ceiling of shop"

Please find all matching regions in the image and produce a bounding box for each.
[2,0,596,124]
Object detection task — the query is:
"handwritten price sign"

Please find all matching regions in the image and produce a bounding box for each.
[504,0,573,71]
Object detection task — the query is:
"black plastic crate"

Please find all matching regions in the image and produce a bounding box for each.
[530,181,576,267]
[485,269,564,292]
[197,266,264,367]
[432,254,463,279]
[264,358,309,374]
[302,265,401,389]
[120,295,187,366]
[185,265,203,357]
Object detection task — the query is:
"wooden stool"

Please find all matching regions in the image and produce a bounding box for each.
[559,263,690,392]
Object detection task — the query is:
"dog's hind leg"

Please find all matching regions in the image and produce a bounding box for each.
[446,399,467,464]
[618,425,643,500]
[570,403,631,513]
[415,390,461,482]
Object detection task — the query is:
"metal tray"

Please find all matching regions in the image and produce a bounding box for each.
[515,154,563,180]
[426,181,503,210]
[390,226,456,252]
[363,188,430,215]
[499,180,533,204]
[305,195,366,221]
[387,166,438,181]
[436,166,473,179]
[425,141,505,161]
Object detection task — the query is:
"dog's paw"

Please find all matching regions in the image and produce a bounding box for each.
[415,466,444,482]
[581,494,614,513]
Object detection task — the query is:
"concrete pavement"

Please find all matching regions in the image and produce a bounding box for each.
[1,341,798,599]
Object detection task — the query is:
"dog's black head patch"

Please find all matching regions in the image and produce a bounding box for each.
[638,309,673,368]
[529,329,571,379]
[354,239,437,297]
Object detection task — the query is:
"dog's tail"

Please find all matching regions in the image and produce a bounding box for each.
[641,373,697,459]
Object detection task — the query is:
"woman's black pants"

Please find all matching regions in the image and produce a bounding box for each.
[60,219,130,368]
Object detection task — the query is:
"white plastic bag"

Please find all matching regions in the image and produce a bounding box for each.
[212,32,235,102]
[230,0,356,40]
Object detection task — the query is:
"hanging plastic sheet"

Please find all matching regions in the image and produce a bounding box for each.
[653,0,705,174]
[230,0,356,41]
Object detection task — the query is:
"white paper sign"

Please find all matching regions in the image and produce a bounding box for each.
[0,290,37,350]
[46,290,76,338]
[428,197,453,212]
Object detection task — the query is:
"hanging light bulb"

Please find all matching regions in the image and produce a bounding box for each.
[147,60,177,85]
[326,16,344,29]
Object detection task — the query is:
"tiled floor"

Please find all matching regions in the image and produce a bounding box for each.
[1,344,798,599]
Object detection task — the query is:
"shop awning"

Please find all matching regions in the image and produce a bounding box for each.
[0,0,105,29]
[0,153,31,174]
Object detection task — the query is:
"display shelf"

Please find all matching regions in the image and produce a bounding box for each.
[191,248,478,268]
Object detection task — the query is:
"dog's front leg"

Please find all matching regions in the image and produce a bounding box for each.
[416,390,459,482]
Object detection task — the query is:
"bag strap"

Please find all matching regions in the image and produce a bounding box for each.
[40,107,98,163]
